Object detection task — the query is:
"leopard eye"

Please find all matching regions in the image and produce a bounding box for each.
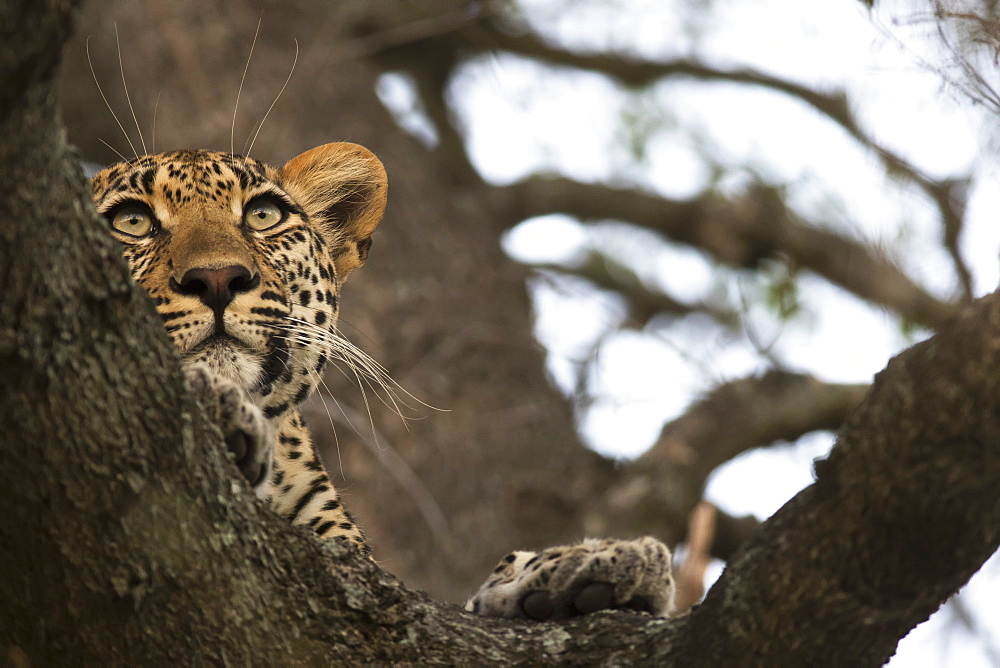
[109,203,154,238]
[243,197,286,231]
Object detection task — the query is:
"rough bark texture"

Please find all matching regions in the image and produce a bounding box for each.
[681,303,1000,664]
[4,1,999,665]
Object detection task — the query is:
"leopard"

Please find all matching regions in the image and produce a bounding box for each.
[90,142,676,620]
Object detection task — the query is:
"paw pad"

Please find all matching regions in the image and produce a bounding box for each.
[571,581,613,615]
[521,590,554,621]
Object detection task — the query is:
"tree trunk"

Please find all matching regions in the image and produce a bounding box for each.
[4,2,999,665]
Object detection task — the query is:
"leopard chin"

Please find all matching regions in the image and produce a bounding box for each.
[184,336,266,392]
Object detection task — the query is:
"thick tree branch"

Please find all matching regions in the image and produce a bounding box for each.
[349,5,975,302]
[682,294,1000,664]
[471,16,975,297]
[503,176,959,329]
[533,250,742,331]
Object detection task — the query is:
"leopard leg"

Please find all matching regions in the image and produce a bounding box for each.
[261,410,369,554]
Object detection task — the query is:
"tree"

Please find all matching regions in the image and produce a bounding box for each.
[3,0,999,664]
[56,0,908,602]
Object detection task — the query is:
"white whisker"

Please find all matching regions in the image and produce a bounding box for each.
[150,91,161,155]
[336,347,384,447]
[241,116,265,155]
[300,360,350,480]
[268,317,446,426]
[285,317,440,416]
[98,137,129,163]
[276,326,394,429]
[274,327,386,455]
[232,19,261,157]
[115,24,147,156]
[87,35,139,160]
[245,38,298,158]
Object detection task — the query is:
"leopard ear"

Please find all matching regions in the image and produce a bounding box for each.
[279,142,387,280]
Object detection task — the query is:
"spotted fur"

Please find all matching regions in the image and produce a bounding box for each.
[91,142,385,551]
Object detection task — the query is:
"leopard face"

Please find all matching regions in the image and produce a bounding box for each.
[90,143,387,414]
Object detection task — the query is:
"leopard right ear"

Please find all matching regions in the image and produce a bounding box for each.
[279,142,387,281]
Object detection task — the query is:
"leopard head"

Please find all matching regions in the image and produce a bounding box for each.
[90,142,387,415]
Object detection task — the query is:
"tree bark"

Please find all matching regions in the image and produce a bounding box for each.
[3,1,1000,664]
[680,297,1000,664]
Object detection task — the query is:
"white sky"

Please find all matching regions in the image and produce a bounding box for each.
[376,0,1000,663]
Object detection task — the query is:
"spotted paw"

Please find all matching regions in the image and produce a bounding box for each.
[184,364,273,495]
[466,537,675,620]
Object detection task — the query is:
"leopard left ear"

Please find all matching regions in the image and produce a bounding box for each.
[279,142,387,280]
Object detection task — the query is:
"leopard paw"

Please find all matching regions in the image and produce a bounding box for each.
[466,537,675,620]
[184,364,273,495]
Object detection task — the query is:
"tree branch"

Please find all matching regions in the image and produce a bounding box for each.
[359,6,975,307]
[502,176,959,329]
[533,250,742,331]
[682,293,1000,664]
[359,9,485,187]
[471,16,975,298]
[345,5,975,302]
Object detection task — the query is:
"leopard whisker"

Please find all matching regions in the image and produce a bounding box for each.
[114,23,147,156]
[277,325,392,452]
[271,320,444,426]
[337,347,386,444]
[98,137,129,163]
[290,304,388,355]
[274,323,394,395]
[273,324,415,424]
[281,317,442,415]
[245,38,298,159]
[87,35,139,160]
[291,306,405,362]
[301,362,350,481]
[232,19,261,157]
[150,91,161,155]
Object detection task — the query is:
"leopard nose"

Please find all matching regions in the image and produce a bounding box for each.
[170,265,260,321]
